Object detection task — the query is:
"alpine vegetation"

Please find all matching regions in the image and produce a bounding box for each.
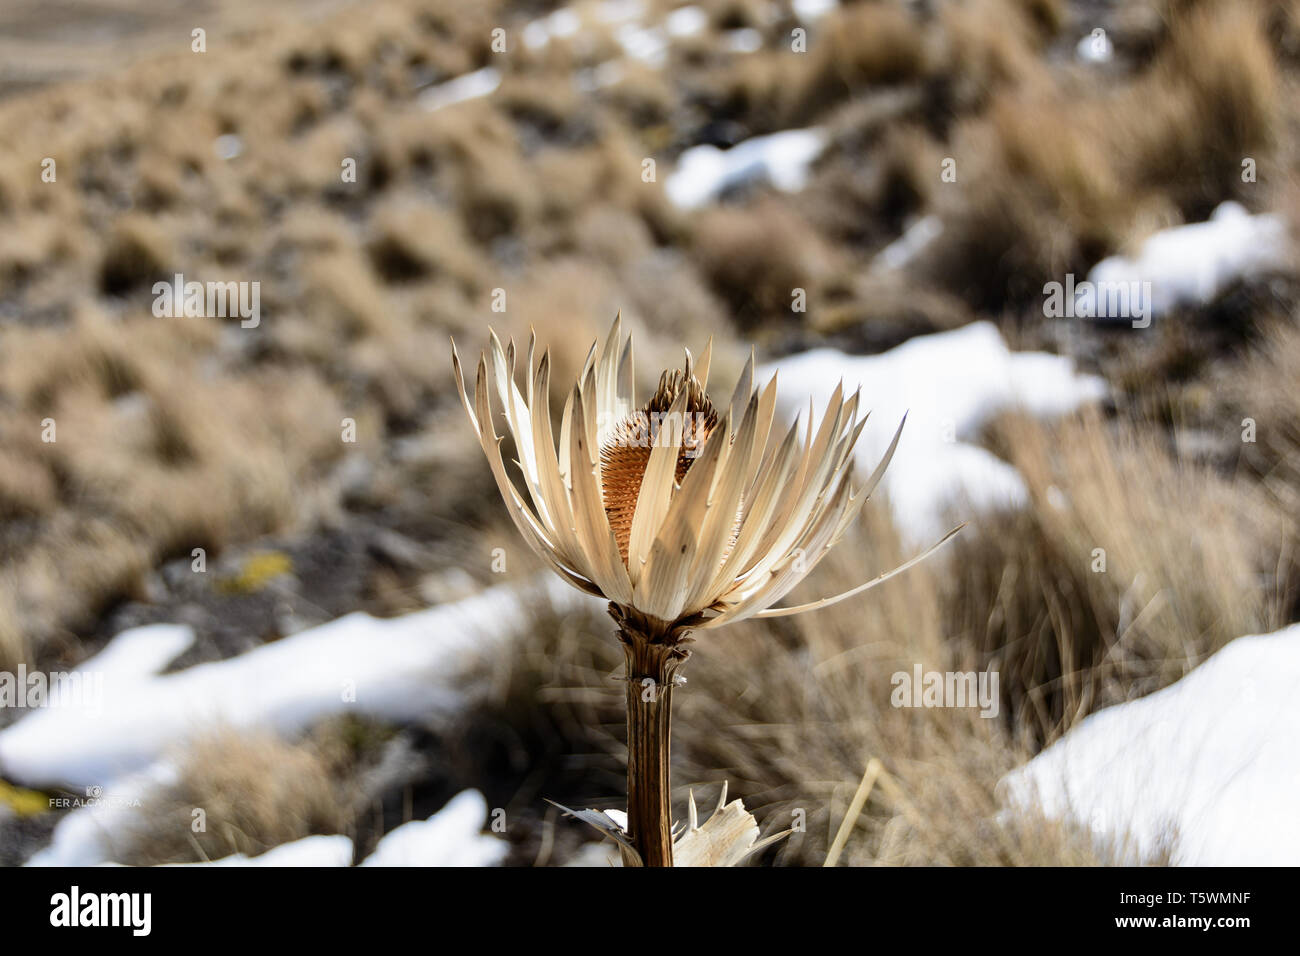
[452,315,959,866]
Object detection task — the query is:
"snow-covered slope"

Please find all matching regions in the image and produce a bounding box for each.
[0,578,594,791]
[999,623,1300,865]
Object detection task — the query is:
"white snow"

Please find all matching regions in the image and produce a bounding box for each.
[604,808,628,830]
[666,128,827,209]
[793,0,838,22]
[760,322,1107,542]
[163,835,355,867]
[360,791,508,867]
[1088,201,1291,319]
[874,215,943,272]
[574,61,625,92]
[418,67,501,112]
[597,0,645,23]
[543,9,582,40]
[722,28,763,53]
[616,23,669,66]
[62,623,194,695]
[213,134,244,161]
[523,22,551,50]
[33,784,506,866]
[1075,29,1114,64]
[0,578,591,791]
[523,9,584,50]
[1000,623,1300,865]
[155,791,505,867]
[665,6,708,38]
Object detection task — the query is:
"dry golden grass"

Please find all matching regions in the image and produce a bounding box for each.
[692,198,835,329]
[916,84,1146,310]
[935,0,1054,111]
[1230,317,1300,543]
[2,0,1299,868]
[119,729,354,866]
[598,63,677,131]
[916,0,1284,309]
[0,306,346,665]
[804,121,939,247]
[0,1,570,664]
[809,271,973,350]
[462,497,1167,866]
[369,199,486,290]
[1121,1,1280,217]
[958,410,1294,744]
[783,2,931,122]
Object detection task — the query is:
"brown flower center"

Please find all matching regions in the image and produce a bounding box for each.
[600,369,718,564]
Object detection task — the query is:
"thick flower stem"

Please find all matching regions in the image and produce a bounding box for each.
[620,636,681,867]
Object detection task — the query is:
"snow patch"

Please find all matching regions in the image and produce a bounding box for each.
[74,623,195,689]
[34,784,506,866]
[1088,201,1290,319]
[597,0,646,23]
[1075,29,1113,64]
[666,128,826,209]
[213,134,243,161]
[523,8,584,50]
[793,0,838,22]
[360,791,508,867]
[665,6,708,38]
[0,579,592,791]
[164,835,355,867]
[1000,623,1300,865]
[722,28,764,53]
[616,23,669,65]
[760,322,1107,542]
[874,215,943,272]
[419,67,501,112]
[575,61,625,91]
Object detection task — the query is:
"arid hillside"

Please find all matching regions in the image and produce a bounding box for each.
[1,0,1298,867]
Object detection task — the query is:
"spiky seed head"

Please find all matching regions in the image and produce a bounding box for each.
[600,368,719,563]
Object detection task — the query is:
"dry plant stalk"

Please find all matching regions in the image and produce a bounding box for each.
[453,316,957,866]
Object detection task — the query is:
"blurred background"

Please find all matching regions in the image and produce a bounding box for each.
[0,0,1298,867]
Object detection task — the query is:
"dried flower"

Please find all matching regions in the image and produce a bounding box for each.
[452,315,957,865]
